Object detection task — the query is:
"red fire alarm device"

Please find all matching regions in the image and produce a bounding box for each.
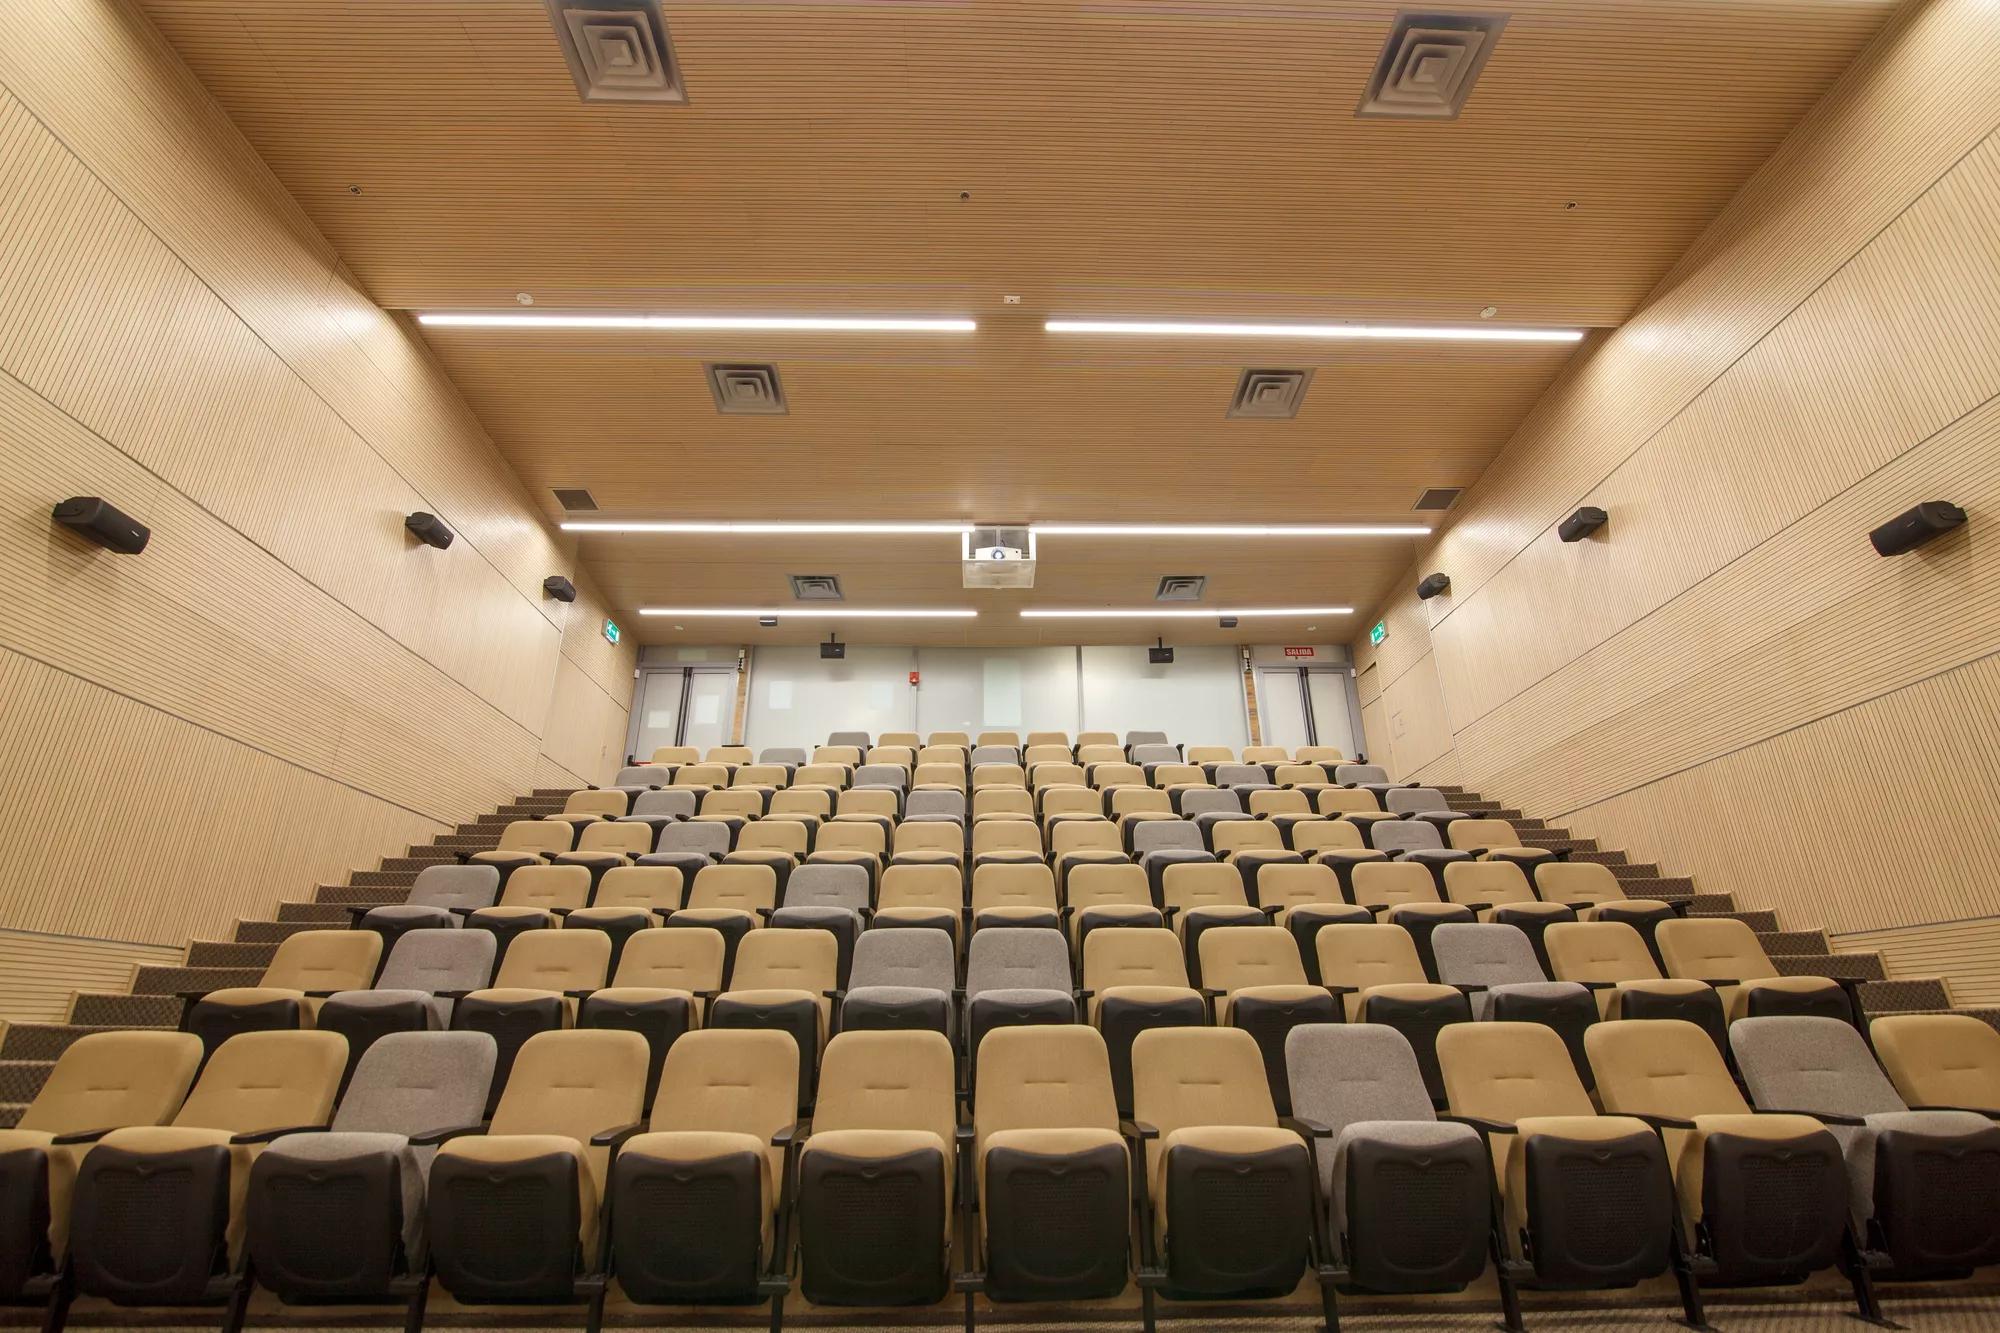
[909,671,921,685]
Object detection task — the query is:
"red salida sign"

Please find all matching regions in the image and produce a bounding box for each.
[1283,646,1315,658]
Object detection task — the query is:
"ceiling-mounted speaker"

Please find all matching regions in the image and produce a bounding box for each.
[1558,506,1607,543]
[52,496,149,554]
[543,575,578,602]
[1219,616,1240,629]
[405,511,454,549]
[1148,637,1175,665]
[1870,501,1966,556]
[758,616,779,628]
[820,634,845,660]
[1416,571,1452,600]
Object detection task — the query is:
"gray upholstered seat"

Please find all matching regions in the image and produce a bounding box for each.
[1385,787,1451,815]
[1125,731,1170,748]
[1214,764,1271,789]
[905,789,968,822]
[1370,819,1444,855]
[969,745,1019,767]
[325,928,497,1031]
[852,763,909,790]
[1431,924,1589,1021]
[614,765,666,789]
[361,864,499,932]
[1335,764,1389,786]
[1130,743,1181,766]
[658,820,732,857]
[844,928,957,1036]
[628,788,698,819]
[965,928,1075,1059]
[759,747,807,766]
[1131,820,1204,858]
[827,730,871,748]
[1179,789,1243,818]
[770,863,871,984]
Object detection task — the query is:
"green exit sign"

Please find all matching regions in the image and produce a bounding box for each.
[603,619,621,645]
[1369,619,1387,647]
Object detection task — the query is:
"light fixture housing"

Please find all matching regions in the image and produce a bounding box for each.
[419,313,975,333]
[1020,607,1351,619]
[640,607,978,619]
[1034,523,1430,538]
[565,521,973,535]
[1046,319,1582,343]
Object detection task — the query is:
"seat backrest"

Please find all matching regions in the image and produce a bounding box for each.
[968,745,1017,768]
[1160,861,1247,912]
[1730,1016,1908,1117]
[18,1031,202,1134]
[1442,860,1535,908]
[671,763,730,789]
[1111,788,1173,818]
[1077,745,1126,766]
[827,731,872,748]
[1178,789,1242,817]
[974,787,1035,819]
[976,1027,1118,1158]
[1199,926,1307,991]
[1317,788,1381,815]
[1296,746,1345,764]
[1089,762,1147,789]
[1247,789,1311,818]
[1150,763,1206,787]
[406,863,503,912]
[659,821,731,857]
[335,1031,497,1134]
[1132,1029,1276,1175]
[729,928,838,994]
[965,927,1072,997]
[1871,1014,2000,1112]
[1447,818,1520,851]
[1656,917,1778,982]
[795,763,851,789]
[810,747,862,768]
[836,788,899,819]
[1076,731,1117,747]
[1132,820,1204,856]
[1285,1026,1436,1140]
[927,731,970,748]
[497,819,575,854]
[849,928,955,992]
[377,928,497,993]
[590,865,683,913]
[564,789,628,818]
[864,747,915,770]
[782,862,868,911]
[813,1031,957,1151]
[1084,927,1189,991]
[1214,764,1269,788]
[814,821,885,857]
[263,929,382,993]
[1040,787,1102,820]
[1316,923,1429,990]
[493,928,611,991]
[1543,922,1659,984]
[972,862,1058,912]
[972,821,1040,858]
[1334,764,1388,785]
[650,1030,798,1183]
[733,764,790,789]
[974,730,1019,747]
[972,763,1028,789]
[175,1030,347,1133]
[907,790,968,821]
[1066,862,1151,911]
[1274,764,1330,788]
[614,765,663,788]
[651,746,700,764]
[1534,860,1625,904]
[1125,730,1170,746]
[1349,860,1441,908]
[1022,745,1071,768]
[1290,820,1364,856]
[1213,821,1284,856]
[855,764,910,789]
[738,820,807,857]
[500,864,594,910]
[1587,1020,1747,1120]
[1371,820,1443,854]
[488,1030,648,1140]
[897,821,965,857]
[1436,1022,1594,1123]
[759,748,808,766]
[612,927,725,991]
[1049,820,1120,858]
[686,863,779,913]
[1026,731,1070,748]
[702,789,765,820]
[1254,863,1343,912]
[1430,923,1546,988]
[879,863,961,912]
[630,788,698,819]
[708,746,754,765]
[1385,787,1449,815]
[912,763,967,790]
[578,820,654,856]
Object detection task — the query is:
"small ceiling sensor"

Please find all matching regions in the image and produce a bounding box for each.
[515,292,535,306]
[347,184,362,195]
[1479,305,1498,319]
[1003,295,1022,305]
[1306,625,1317,632]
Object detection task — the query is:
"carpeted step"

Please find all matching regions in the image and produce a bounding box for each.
[1757,930,1829,955]
[349,869,418,889]
[1713,908,1779,931]
[0,1104,25,1129]
[132,964,263,997]
[1771,952,1884,982]
[314,883,406,907]
[0,1023,127,1060]
[1857,979,1952,1013]
[233,918,329,944]
[186,939,278,968]
[1521,836,1595,853]
[0,1061,54,1102]
[69,993,180,1027]
[279,901,361,923]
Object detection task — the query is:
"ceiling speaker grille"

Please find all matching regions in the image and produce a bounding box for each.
[552,487,599,511]
[1227,369,1312,420]
[545,0,687,104]
[1414,487,1463,511]
[1155,575,1208,602]
[789,575,843,602]
[1357,11,1508,121]
[706,363,788,415]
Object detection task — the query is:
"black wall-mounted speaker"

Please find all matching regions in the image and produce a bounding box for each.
[1870,501,1966,556]
[404,511,454,549]
[1416,571,1452,600]
[1148,639,1175,664]
[52,497,149,555]
[542,575,578,602]
[1558,506,1608,543]
[820,637,845,660]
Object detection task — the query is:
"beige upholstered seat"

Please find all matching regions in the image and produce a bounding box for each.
[971,862,1060,930]
[1545,921,1718,1019]
[470,818,576,865]
[1872,1013,2000,1111]
[873,863,965,943]
[192,929,381,1030]
[1655,917,1845,1022]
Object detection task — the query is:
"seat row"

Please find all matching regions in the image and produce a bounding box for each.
[614,755,1386,799]
[6,1014,1995,1333]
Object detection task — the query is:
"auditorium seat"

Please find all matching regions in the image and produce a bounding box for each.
[872,863,965,942]
[658,818,732,858]
[670,763,730,790]
[1196,925,1337,1115]
[463,863,592,960]
[427,1029,647,1316]
[912,762,966,792]
[842,927,956,1036]
[455,927,611,1105]
[69,1030,348,1311]
[1159,861,1264,985]
[970,819,1040,867]
[183,928,381,1057]
[1436,1022,1675,1298]
[1067,861,1165,947]
[906,789,968,822]
[1543,921,1727,1049]
[578,926,724,1103]
[733,763,790,790]
[796,1030,959,1307]
[243,1031,497,1315]
[1441,861,1575,973]
[601,1029,798,1310]
[1284,1025,1491,1299]
[1083,927,1206,1118]
[709,928,839,1109]
[770,862,869,984]
[1335,764,1388,786]
[563,864,684,967]
[668,863,779,981]
[1587,1019,1847,1308]
[316,927,496,1077]
[1316,923,1470,1102]
[970,743,1018,767]
[1731,1016,2000,1289]
[827,731,871,749]
[1026,731,1071,748]
[469,817,575,872]
[968,1026,1129,1303]
[1871,1013,2000,1112]
[760,747,808,768]
[971,862,1062,932]
[558,786,629,823]
[1252,863,1370,980]
[628,786,697,820]
[896,819,966,866]
[652,746,700,765]
[1346,861,1475,978]
[703,788,765,822]
[1447,818,1557,872]
[1076,731,1117,748]
[1656,917,1851,1023]
[972,762,1027,789]
[612,763,665,792]
[1431,923,1597,1087]
[964,928,1077,1063]
[855,762,910,790]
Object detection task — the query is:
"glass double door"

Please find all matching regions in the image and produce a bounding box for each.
[632,666,738,759]
[1256,667,1358,755]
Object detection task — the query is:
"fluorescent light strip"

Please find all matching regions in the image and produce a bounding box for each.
[1046,319,1582,343]
[419,313,976,333]
[640,608,978,619]
[1021,607,1352,619]
[565,522,974,535]
[1034,524,1430,538]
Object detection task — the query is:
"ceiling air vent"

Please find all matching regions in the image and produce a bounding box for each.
[1155,575,1208,602]
[789,575,844,602]
[1414,486,1463,511]
[544,0,687,104]
[552,487,599,511]
[706,363,787,415]
[1357,11,1508,121]
[1227,369,1312,420]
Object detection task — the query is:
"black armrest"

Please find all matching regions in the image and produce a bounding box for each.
[1258,905,1284,918]
[694,989,721,1003]
[1199,987,1227,1000]
[950,986,966,1003]
[411,1121,489,1146]
[432,989,474,1001]
[1761,1108,1866,1126]
[562,989,598,1001]
[1560,901,1598,914]
[1439,1114,1517,1138]
[301,989,344,999]
[1628,1112,1698,1131]
[1119,1118,1160,1141]
[447,905,479,918]
[954,1124,975,1149]
[1455,901,1491,913]
[821,989,846,1003]
[754,907,776,921]
[342,905,375,921]
[1073,987,1094,1003]
[590,1121,648,1150]
[1322,983,1358,996]
[1280,1115,1332,1139]
[549,906,576,918]
[230,1123,330,1144]
[1576,979,1619,991]
[1908,1105,2000,1120]
[1160,906,1181,923]
[50,1128,114,1146]
[771,1120,808,1147]
[174,988,217,1000]
[1695,978,1742,988]
[1449,982,1488,994]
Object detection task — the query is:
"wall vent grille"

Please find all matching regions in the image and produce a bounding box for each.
[552,487,599,511]
[1414,487,1463,511]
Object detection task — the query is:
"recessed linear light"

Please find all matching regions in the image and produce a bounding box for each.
[640,607,978,619]
[1035,524,1429,538]
[1021,607,1352,619]
[1045,319,1582,344]
[418,313,976,333]
[565,521,974,535]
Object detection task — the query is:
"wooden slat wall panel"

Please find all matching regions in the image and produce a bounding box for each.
[1381,652,1455,779]
[1836,919,2000,1008]
[0,1,636,1013]
[1346,0,2000,994]
[0,930,181,1024]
